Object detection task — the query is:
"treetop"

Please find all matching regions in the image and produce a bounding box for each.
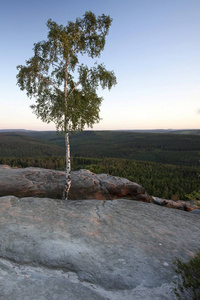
[16,11,116,132]
[47,11,113,60]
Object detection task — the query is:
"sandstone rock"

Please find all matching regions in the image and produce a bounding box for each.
[190,209,200,214]
[0,165,151,202]
[152,196,200,212]
[0,196,200,299]
[70,169,151,202]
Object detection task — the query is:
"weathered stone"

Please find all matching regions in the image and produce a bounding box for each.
[0,165,151,202]
[70,169,151,202]
[0,196,200,299]
[190,209,200,214]
[152,196,200,212]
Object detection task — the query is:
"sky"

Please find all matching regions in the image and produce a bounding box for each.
[0,0,200,131]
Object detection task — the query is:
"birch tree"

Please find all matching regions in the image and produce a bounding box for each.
[16,11,117,200]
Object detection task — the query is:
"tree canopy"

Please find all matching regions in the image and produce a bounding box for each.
[16,11,117,131]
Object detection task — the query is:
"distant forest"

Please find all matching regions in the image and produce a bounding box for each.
[0,130,200,200]
[1,130,200,166]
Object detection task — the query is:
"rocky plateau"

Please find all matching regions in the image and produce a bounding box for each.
[0,165,200,299]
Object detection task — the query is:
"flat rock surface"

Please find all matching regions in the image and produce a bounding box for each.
[0,165,151,202]
[0,196,200,299]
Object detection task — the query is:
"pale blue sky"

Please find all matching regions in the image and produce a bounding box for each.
[0,0,200,130]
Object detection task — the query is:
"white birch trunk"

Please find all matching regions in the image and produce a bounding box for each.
[63,126,71,200]
[62,62,71,200]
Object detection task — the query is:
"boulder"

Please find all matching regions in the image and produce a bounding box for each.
[0,165,151,202]
[152,196,200,212]
[0,196,200,299]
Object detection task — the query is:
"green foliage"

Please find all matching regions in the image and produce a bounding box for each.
[186,190,200,207]
[2,131,199,166]
[186,190,200,201]
[16,12,116,131]
[0,132,64,157]
[173,250,200,300]
[68,131,200,166]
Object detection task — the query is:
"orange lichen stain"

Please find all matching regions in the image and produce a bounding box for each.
[0,205,11,213]
[56,221,66,227]
[0,199,18,213]
[90,217,101,225]
[89,230,100,237]
[68,212,79,218]
[8,208,22,216]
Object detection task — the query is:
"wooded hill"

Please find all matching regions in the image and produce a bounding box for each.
[1,130,200,166]
[0,130,200,200]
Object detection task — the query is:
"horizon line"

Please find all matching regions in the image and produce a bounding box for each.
[1,128,200,132]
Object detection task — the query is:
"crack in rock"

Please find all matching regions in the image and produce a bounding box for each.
[95,205,102,219]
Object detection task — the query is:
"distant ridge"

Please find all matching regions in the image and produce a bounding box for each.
[1,129,200,135]
[116,129,174,133]
[116,129,200,134]
[0,129,35,132]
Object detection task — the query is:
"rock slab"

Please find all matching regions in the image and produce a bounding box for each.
[0,196,200,299]
[152,196,200,212]
[0,165,151,202]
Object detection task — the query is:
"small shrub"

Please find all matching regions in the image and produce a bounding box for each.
[186,190,200,207]
[173,250,200,299]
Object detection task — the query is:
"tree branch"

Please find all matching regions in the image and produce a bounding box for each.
[67,46,78,66]
[57,56,64,64]
[52,62,60,69]
[39,74,61,93]
[67,81,81,98]
[67,70,93,98]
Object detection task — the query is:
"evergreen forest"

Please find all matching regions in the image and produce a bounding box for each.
[0,130,200,201]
